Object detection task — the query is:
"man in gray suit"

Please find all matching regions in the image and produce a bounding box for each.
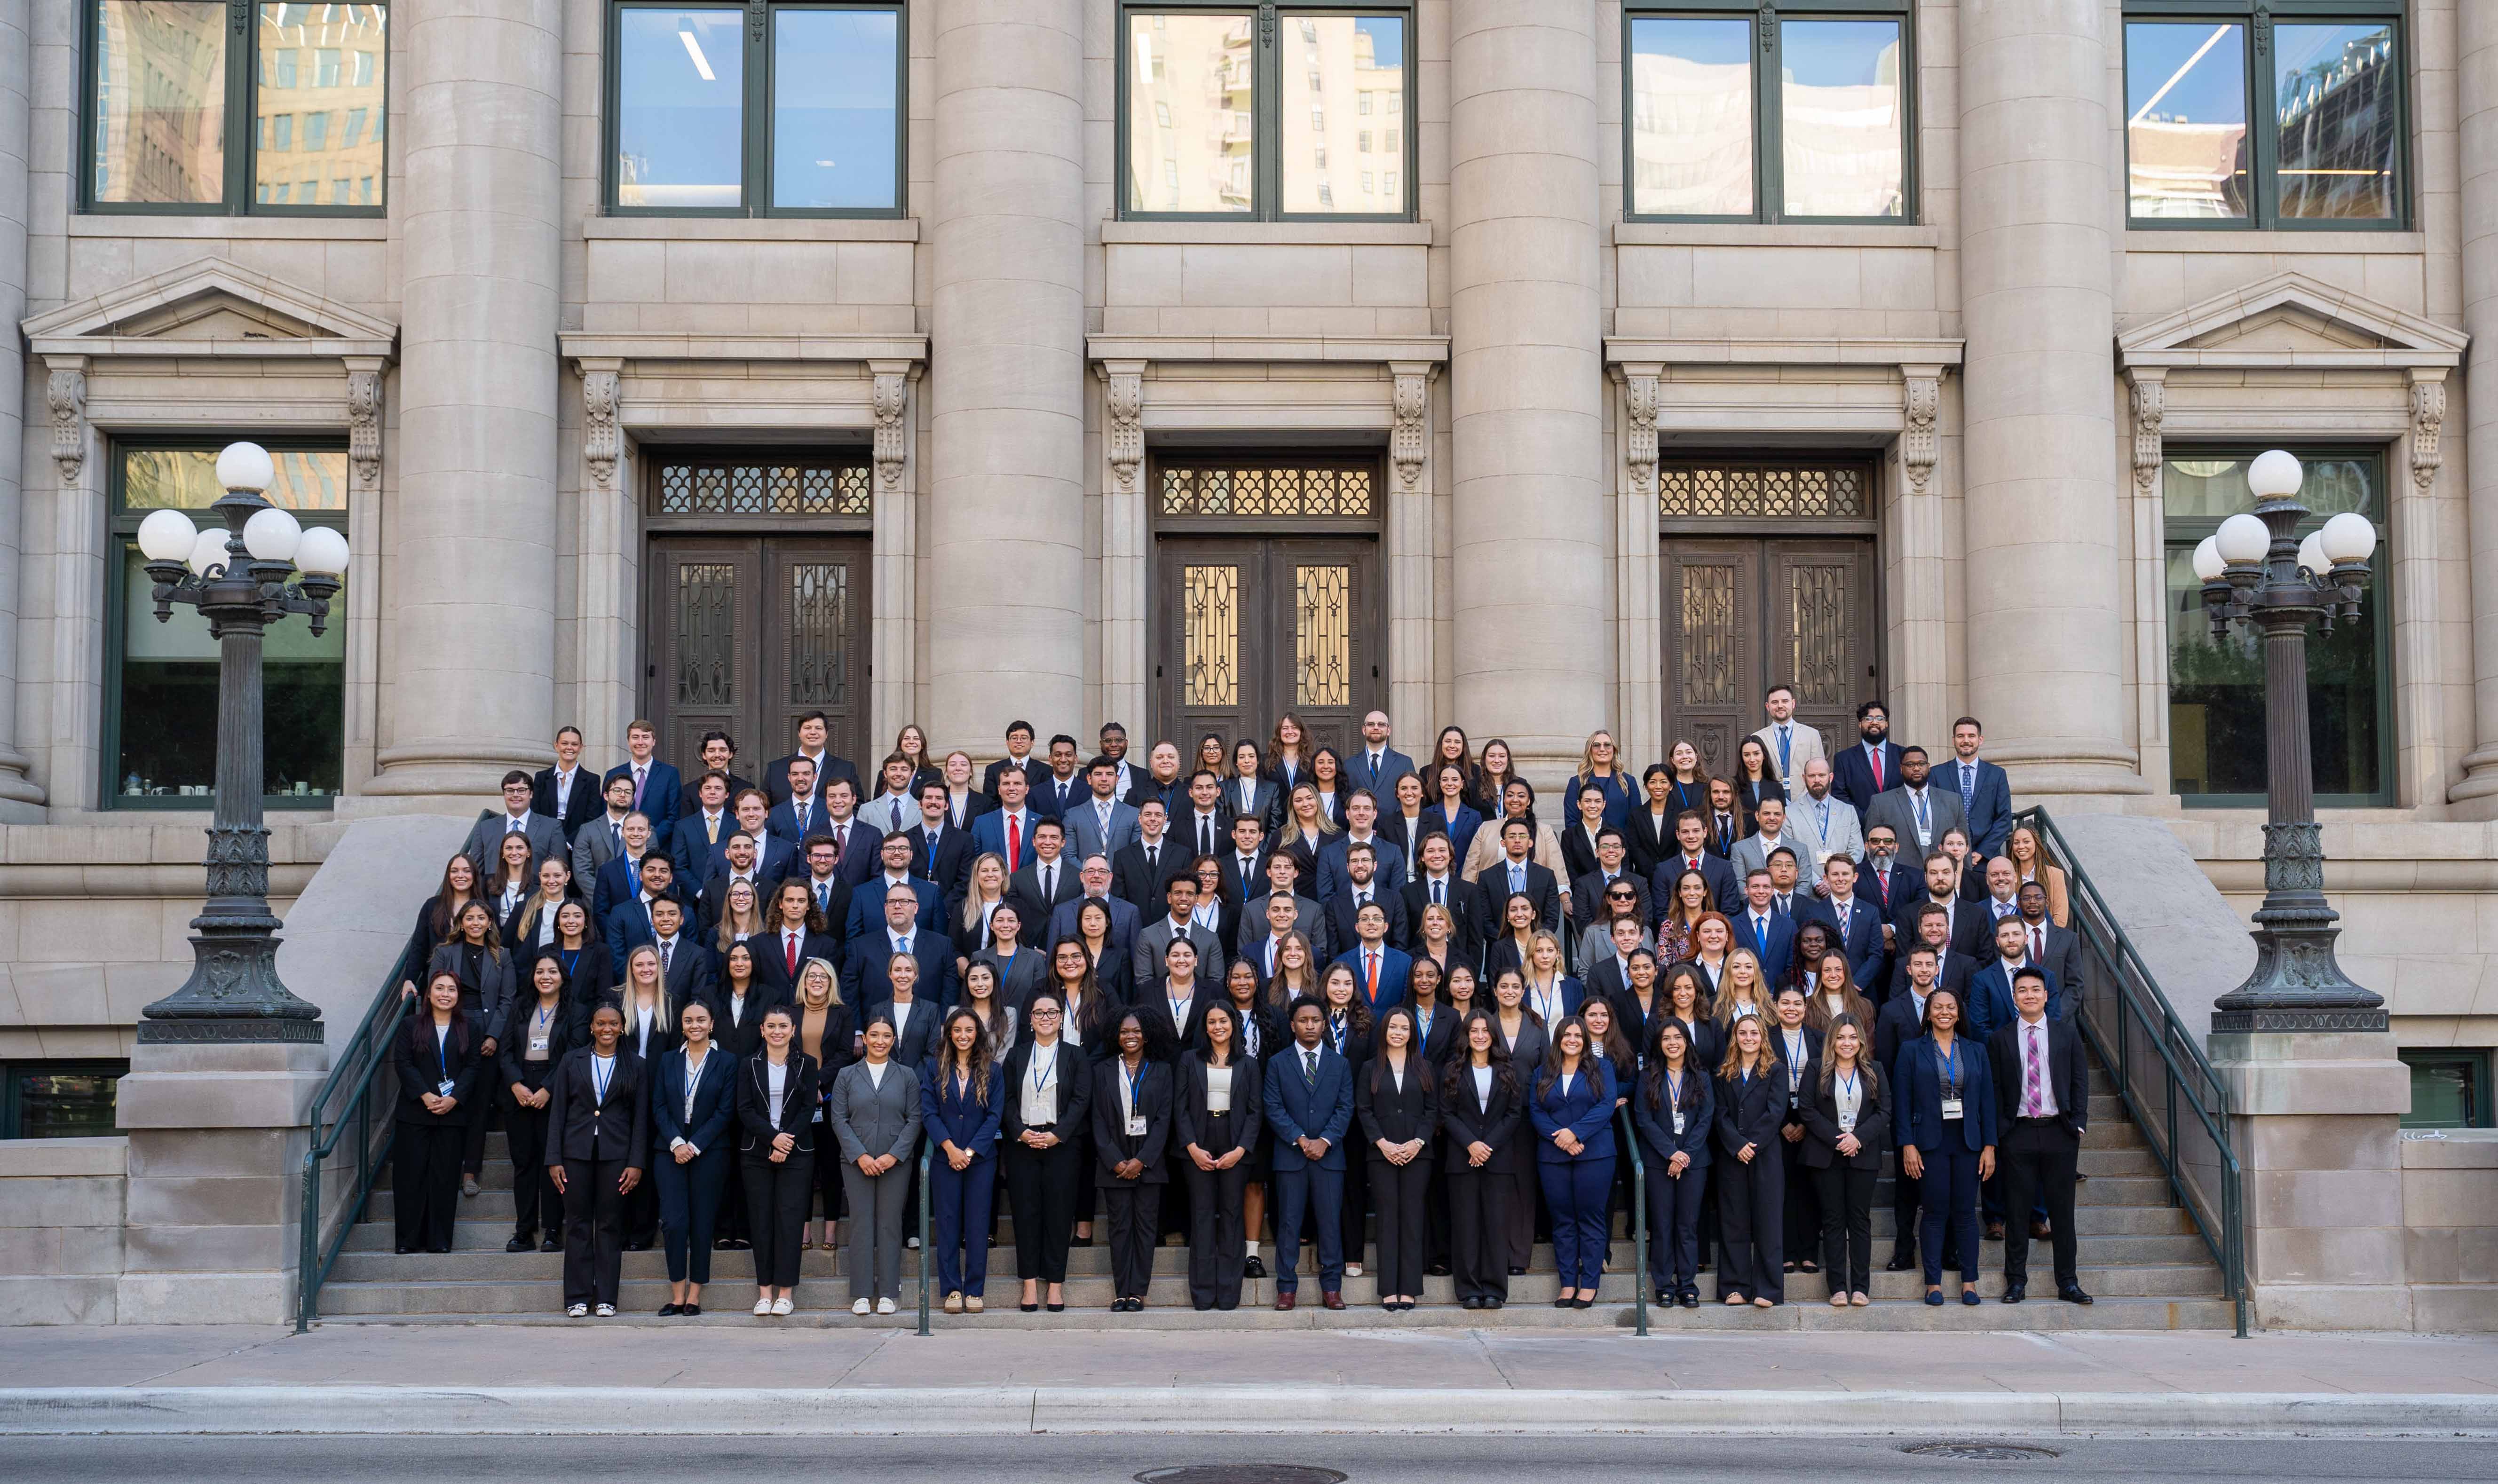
[463,770,569,875]
[1061,756,1142,863]
[1861,746,1970,863]
[569,773,641,886]
[1729,797,1823,893]
[1133,874,1228,998]
[1787,757,1864,887]
[1240,864,1333,970]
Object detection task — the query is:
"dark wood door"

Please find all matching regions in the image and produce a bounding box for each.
[1664,537,1877,778]
[647,536,870,773]
[1156,537,1380,759]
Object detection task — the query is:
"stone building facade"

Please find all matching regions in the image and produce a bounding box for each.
[0,0,2493,1134]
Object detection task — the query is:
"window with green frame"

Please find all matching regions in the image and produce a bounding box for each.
[0,1061,126,1139]
[606,1,903,215]
[2122,1,2404,228]
[1624,0,1912,223]
[2401,1050,2492,1131]
[1119,4,1413,220]
[2163,448,2392,805]
[105,442,349,810]
[85,0,387,214]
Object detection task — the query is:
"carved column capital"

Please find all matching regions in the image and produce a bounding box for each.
[578,360,622,492]
[1900,365,1943,497]
[869,358,918,497]
[2409,368,2447,494]
[1388,360,1435,493]
[344,358,385,492]
[2127,368,2166,501]
[1098,359,1146,498]
[1613,361,1661,498]
[44,356,86,488]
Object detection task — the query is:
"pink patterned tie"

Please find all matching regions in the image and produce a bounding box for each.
[2023,1024,2043,1117]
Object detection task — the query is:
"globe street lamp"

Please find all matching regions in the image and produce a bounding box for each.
[2196,449,2387,1034]
[130,442,350,1043]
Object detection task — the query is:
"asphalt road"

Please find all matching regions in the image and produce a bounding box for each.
[3,1434,2492,1483]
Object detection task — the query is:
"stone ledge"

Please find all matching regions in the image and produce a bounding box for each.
[1613,221,1944,249]
[2124,228,2427,255]
[0,1137,126,1179]
[584,215,919,242]
[2403,1130,2498,1168]
[1103,219,1432,246]
[66,215,389,241]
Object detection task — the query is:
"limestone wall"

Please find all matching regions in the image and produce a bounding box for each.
[0,1136,124,1324]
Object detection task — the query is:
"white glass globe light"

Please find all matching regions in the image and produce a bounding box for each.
[187,528,232,577]
[216,441,275,494]
[2297,532,2327,578]
[2191,536,2225,582]
[2246,449,2304,499]
[243,504,303,563]
[2214,512,2271,564]
[2319,511,2378,565]
[135,508,199,563]
[293,525,351,577]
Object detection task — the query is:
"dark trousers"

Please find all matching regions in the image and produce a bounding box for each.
[1004,1136,1083,1284]
[1540,1155,1616,1290]
[503,1078,557,1241]
[742,1149,815,1289]
[1184,1158,1252,1310]
[1715,1145,1784,1302]
[1425,1159,1452,1270]
[717,1154,751,1246]
[1889,1146,1924,1261]
[1340,1142,1370,1266]
[623,1165,659,1247]
[1102,1180,1163,1300]
[1782,1129,1820,1264]
[1918,1143,1984,1287]
[1644,1165,1708,1294]
[392,1122,464,1251]
[1446,1164,1510,1302]
[560,1157,628,1306]
[1273,1163,1345,1293]
[931,1153,997,1295]
[2000,1119,2082,1287]
[1499,1165,1535,1270]
[1813,1162,1878,1294]
[1367,1153,1432,1298]
[656,1145,731,1285]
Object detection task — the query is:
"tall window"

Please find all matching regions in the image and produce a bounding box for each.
[2123,3,2403,227]
[1121,6,1411,219]
[1626,2,1910,223]
[608,2,903,215]
[2163,449,2391,805]
[106,443,349,809]
[87,0,387,214]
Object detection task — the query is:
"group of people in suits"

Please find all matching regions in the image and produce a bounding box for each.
[390,692,2093,1316]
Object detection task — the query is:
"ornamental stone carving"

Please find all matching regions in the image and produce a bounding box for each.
[346,367,383,489]
[1901,371,1940,497]
[1103,364,1144,497]
[47,362,85,487]
[581,368,620,491]
[1391,367,1430,492]
[2129,373,2165,500]
[1621,372,1660,497]
[872,369,909,493]
[2410,371,2446,494]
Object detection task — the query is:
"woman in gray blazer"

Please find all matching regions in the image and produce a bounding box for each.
[829,1014,924,1315]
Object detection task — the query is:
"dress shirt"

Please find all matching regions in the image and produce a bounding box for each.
[2018,1014,2058,1117]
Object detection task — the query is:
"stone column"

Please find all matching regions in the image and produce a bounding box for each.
[1956,1,2140,796]
[1448,0,1609,782]
[927,0,1086,748]
[2454,3,2498,805]
[369,0,564,796]
[0,0,37,816]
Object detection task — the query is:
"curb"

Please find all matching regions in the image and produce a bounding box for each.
[1,1386,2494,1437]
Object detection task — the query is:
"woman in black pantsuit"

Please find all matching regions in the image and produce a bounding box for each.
[545,1003,649,1316]
[1440,1010,1522,1309]
[1091,1012,1173,1311]
[498,955,582,1253]
[1713,1015,1786,1306]
[391,972,482,1254]
[1002,991,1094,1312]
[735,1007,821,1315]
[652,1000,736,1316]
[1176,1001,1263,1311]
[1632,1019,1714,1307]
[1799,1013,1888,1306]
[1357,1004,1436,1311]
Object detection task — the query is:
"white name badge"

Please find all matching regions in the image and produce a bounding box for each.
[1839,1112,1857,1134]
[436,1079,455,1097]
[529,1033,551,1054]
[1940,1097,1964,1121]
[1671,1110,1686,1135]
[1127,1114,1148,1137]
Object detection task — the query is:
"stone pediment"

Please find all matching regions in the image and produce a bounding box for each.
[2118,271,2465,371]
[23,260,396,359]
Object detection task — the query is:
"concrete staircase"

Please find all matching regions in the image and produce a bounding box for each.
[318,1059,2236,1331]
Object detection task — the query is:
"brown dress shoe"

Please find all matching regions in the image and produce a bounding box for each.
[1321,1291,1346,1310]
[2030,1218,2053,1239]
[1273,1292,1297,1311]
[1984,1221,2006,1241]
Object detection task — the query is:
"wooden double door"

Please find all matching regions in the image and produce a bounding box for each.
[1664,537,1879,778]
[1156,537,1381,759]
[645,536,870,771]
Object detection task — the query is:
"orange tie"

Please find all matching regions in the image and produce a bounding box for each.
[1366,949,1380,1005]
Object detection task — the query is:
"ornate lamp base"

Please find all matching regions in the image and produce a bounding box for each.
[2209,823,2388,1035]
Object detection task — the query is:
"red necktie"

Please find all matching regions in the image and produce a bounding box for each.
[1007,813,1022,871]
[2031,925,2045,962]
[786,933,799,976]
[1872,750,1884,789]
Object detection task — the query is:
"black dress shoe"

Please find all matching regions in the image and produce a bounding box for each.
[1885,1253,1916,1271]
[1507,1265,1526,1276]
[1553,1296,1573,1309]
[541,1238,562,1253]
[658,1302,683,1316]
[1244,1255,1266,1278]
[2059,1285,2094,1305]
[2000,1282,2026,1304]
[1459,1295,1481,1310]
[1021,1302,1039,1313]
[1678,1292,1700,1309]
[1571,1296,1594,1309]
[1984,1221,2005,1242]
[395,1244,415,1255]
[1047,1302,1065,1312]
[625,1239,654,1252]
[728,1238,752,1250]
[1427,1263,1451,1277]
[506,1236,534,1253]
[715,1237,735,1249]
[684,1304,701,1316]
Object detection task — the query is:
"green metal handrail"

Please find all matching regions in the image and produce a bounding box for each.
[916,1140,934,1336]
[295,943,418,1332]
[1619,1105,1649,1335]
[2015,806,2249,1338]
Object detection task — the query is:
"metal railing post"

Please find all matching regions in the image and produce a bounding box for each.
[1622,1108,1648,1336]
[917,1144,934,1336]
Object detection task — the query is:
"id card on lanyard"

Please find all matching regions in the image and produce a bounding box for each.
[1837,1069,1859,1134]
[1667,1069,1686,1135]
[1938,1041,1964,1121]
[1124,1062,1149,1138]
[435,1027,455,1097]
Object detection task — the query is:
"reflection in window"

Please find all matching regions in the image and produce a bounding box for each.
[255,2,386,208]
[1126,12,1255,213]
[2164,453,2385,802]
[1,1063,126,1140]
[1627,17,1752,218]
[1780,20,1903,218]
[617,8,744,208]
[1280,16,1404,213]
[91,0,227,205]
[772,8,898,209]
[2276,23,2399,221]
[2125,22,2248,220]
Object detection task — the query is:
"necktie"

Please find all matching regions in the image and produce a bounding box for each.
[786,933,799,976]
[1510,863,1524,894]
[894,933,909,955]
[1871,745,1884,790]
[659,938,673,974]
[1304,1050,1319,1086]
[1369,751,1382,779]
[506,816,523,835]
[1431,878,1443,906]
[1146,845,1159,874]
[815,881,831,915]
[833,822,847,857]
[2023,1024,2043,1117]
[1777,725,1792,777]
[2032,924,2045,962]
[1042,864,1056,900]
[1006,814,1021,870]
[1365,949,1379,1004]
[1836,900,1850,936]
[1960,762,1975,805]
[1200,816,1214,854]
[706,814,720,844]
[1755,914,1768,945]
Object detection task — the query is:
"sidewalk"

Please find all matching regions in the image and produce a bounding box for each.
[3,1325,2496,1436]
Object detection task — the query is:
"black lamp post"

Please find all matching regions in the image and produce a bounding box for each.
[130,442,351,1044]
[2195,449,2387,1035]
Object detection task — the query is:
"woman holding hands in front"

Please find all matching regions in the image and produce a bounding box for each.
[1893,987,1997,1307]
[1357,1004,1436,1312]
[1529,1015,1617,1310]
[736,1006,820,1317]
[923,1007,1004,1314]
[1176,1000,1264,1311]
[829,1016,923,1316]
[652,998,736,1316]
[1092,1011,1174,1312]
[1800,1013,1887,1308]
[1633,1019,1714,1308]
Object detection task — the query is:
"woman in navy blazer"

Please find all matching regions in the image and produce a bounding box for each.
[651,999,737,1315]
[1528,1016,1617,1308]
[1561,730,1633,830]
[1420,761,1485,867]
[1713,1015,1787,1306]
[1633,1018,1715,1307]
[1891,986,1997,1305]
[392,971,484,1254]
[922,1007,1005,1312]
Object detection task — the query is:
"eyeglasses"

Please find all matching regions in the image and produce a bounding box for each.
[1031,1008,1063,1018]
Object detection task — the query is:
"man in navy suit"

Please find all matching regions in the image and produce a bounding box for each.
[1649,810,1740,915]
[845,831,943,941]
[1264,997,1355,1310]
[791,836,854,946]
[704,791,794,881]
[1729,868,1798,986]
[1050,854,1142,952]
[1330,901,1412,1014]
[602,720,682,836]
[1344,710,1417,799]
[980,719,1051,801]
[904,780,974,905]
[844,882,960,1009]
[766,757,832,845]
[669,770,736,876]
[532,725,605,843]
[1324,840,1410,953]
[1828,701,1909,817]
[606,853,690,968]
[1855,824,1918,951]
[1316,790,1407,900]
[1946,717,2015,860]
[1966,916,2063,1043]
[592,815,663,926]
[1032,734,1087,821]
[970,767,1043,874]
[815,778,881,887]
[696,831,788,930]
[762,710,860,807]
[1816,856,1890,995]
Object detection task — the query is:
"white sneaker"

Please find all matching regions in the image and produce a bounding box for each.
[594,1303,615,1317]
[853,1297,871,1316]
[876,1296,896,1315]
[1345,1263,1364,1278]
[771,1296,794,1316]
[566,1303,588,1318]
[905,1236,921,1249]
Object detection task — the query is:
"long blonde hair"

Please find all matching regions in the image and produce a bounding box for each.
[1817,1013,1878,1098]
[796,955,844,1008]
[1712,948,1768,1029]
[623,943,673,1030]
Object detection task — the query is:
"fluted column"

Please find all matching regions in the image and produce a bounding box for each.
[369,0,563,795]
[1957,0,2140,795]
[928,0,1086,746]
[1448,0,1607,781]
[0,0,37,814]
[2454,2,2498,804]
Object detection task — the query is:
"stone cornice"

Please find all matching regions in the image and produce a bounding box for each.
[1602,337,1964,369]
[557,333,930,365]
[1085,334,1449,365]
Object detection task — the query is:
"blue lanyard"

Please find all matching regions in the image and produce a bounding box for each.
[1124,1060,1149,1111]
[1939,1039,1960,1096]
[1665,1068,1685,1109]
[591,1054,613,1103]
